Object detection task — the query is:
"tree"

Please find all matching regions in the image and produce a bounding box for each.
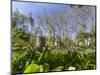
[12,9,20,28]
[12,9,29,31]
[76,29,92,47]
[28,12,35,44]
[69,5,96,48]
[37,9,74,48]
[69,5,95,32]
[48,9,70,48]
[90,24,96,48]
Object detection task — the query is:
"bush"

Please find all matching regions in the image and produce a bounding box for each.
[12,48,96,74]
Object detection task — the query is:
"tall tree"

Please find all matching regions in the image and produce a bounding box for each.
[12,9,29,31]
[69,5,95,32]
[28,13,35,44]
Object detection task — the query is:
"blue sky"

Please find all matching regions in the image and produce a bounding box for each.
[12,1,70,18]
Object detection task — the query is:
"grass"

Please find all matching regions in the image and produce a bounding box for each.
[51,49,68,54]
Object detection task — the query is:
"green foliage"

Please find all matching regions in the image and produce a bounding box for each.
[12,9,29,29]
[12,28,96,73]
[46,35,55,49]
[24,64,43,73]
[12,27,31,51]
[12,49,96,74]
[12,22,96,74]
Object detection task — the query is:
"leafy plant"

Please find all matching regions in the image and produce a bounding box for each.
[24,64,43,73]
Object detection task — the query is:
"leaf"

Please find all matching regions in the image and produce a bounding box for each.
[37,52,44,62]
[52,66,64,71]
[43,63,49,72]
[24,64,43,73]
[68,66,76,70]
